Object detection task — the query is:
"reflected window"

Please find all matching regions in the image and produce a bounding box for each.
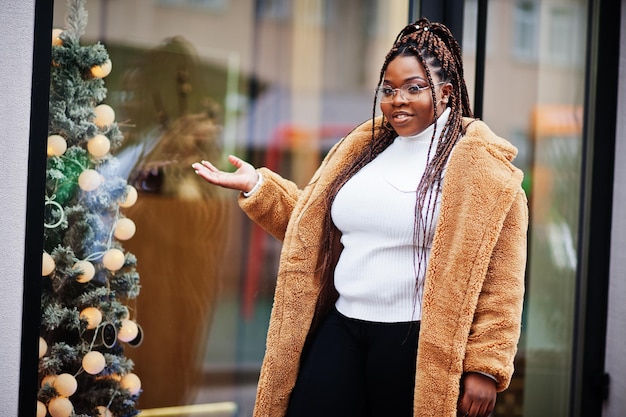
[513,0,539,61]
[158,0,228,11]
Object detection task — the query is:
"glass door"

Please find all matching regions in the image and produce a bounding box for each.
[462,0,588,415]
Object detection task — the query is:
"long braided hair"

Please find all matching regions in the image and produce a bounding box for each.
[314,18,473,324]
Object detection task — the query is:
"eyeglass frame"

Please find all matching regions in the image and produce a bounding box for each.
[376,81,447,103]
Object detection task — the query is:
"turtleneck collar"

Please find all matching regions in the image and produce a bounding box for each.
[398,107,451,142]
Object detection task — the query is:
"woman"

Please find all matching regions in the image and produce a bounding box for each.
[193,18,527,417]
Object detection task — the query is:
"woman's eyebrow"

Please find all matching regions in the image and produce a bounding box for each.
[382,76,427,85]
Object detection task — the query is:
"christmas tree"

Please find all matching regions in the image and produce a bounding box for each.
[38,1,142,416]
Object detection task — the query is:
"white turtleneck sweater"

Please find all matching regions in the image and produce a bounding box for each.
[332,108,450,322]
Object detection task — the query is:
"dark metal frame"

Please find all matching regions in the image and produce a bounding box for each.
[572,0,621,415]
[18,0,52,416]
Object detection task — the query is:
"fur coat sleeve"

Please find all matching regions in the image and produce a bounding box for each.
[238,117,528,417]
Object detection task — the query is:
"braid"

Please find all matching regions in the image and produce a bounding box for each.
[316,18,473,320]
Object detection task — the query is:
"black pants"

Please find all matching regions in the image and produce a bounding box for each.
[285,308,420,417]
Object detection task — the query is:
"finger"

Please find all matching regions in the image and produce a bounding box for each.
[227,154,245,168]
[200,160,220,173]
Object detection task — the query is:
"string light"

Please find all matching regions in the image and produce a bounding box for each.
[118,319,139,342]
[73,260,95,283]
[48,397,73,417]
[87,134,111,158]
[47,135,67,156]
[119,185,138,208]
[91,59,112,78]
[102,248,125,271]
[82,351,106,375]
[78,169,102,191]
[93,104,115,128]
[53,373,78,397]
[51,29,63,46]
[120,373,141,395]
[80,307,103,330]
[42,252,55,276]
[114,218,136,240]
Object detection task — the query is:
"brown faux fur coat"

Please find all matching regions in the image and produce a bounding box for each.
[238,117,528,417]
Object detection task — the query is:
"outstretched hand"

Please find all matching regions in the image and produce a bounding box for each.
[457,372,497,417]
[192,155,259,193]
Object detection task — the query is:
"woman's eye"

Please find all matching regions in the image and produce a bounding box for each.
[406,85,423,93]
[382,87,394,95]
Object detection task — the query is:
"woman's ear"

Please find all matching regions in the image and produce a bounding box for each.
[441,83,453,103]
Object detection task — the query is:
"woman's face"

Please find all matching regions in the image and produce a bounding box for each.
[380,55,451,137]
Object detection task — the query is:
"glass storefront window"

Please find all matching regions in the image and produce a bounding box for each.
[42,1,595,415]
[50,1,408,415]
[462,0,588,416]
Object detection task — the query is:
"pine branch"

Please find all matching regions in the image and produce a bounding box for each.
[64,0,88,42]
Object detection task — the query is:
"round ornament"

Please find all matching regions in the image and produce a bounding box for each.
[78,169,101,192]
[101,322,117,348]
[87,134,111,158]
[39,337,48,358]
[118,319,138,342]
[102,248,125,271]
[93,104,115,128]
[36,400,46,417]
[119,185,138,208]
[53,373,78,397]
[91,59,112,78]
[42,252,55,276]
[73,260,95,283]
[51,29,63,46]
[114,218,136,240]
[47,135,67,157]
[48,397,73,417]
[82,351,106,375]
[120,373,141,395]
[80,307,103,330]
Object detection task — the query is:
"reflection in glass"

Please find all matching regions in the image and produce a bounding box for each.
[52,0,408,414]
[462,0,587,416]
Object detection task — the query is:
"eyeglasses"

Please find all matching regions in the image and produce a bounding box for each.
[376,82,446,103]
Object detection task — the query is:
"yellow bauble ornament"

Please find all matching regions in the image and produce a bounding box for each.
[119,185,138,208]
[42,252,55,276]
[73,260,95,283]
[93,104,115,128]
[78,169,101,191]
[80,307,103,330]
[118,319,139,342]
[102,248,125,271]
[53,373,78,397]
[87,134,111,158]
[47,135,67,156]
[51,29,63,46]
[39,337,48,358]
[48,397,73,417]
[82,351,106,375]
[36,400,46,417]
[91,59,112,78]
[114,218,136,240]
[120,372,141,395]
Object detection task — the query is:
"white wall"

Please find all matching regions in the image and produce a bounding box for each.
[0,0,35,416]
[604,1,626,416]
